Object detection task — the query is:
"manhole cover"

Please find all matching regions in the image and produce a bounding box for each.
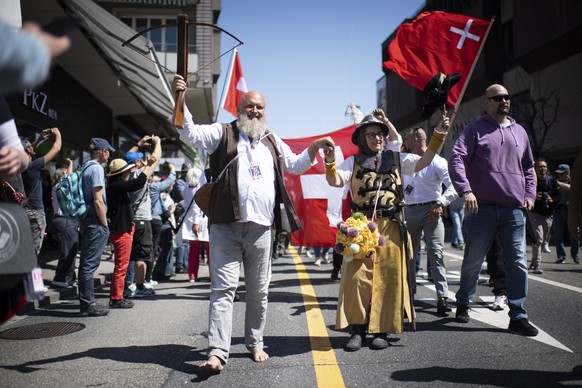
[0,322,86,340]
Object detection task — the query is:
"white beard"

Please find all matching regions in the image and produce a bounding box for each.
[237,114,268,140]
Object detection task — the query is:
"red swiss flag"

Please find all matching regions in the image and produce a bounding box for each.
[383,11,490,107]
[222,49,248,117]
[282,127,357,247]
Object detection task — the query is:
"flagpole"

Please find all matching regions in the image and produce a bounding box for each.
[449,16,496,127]
[214,47,238,122]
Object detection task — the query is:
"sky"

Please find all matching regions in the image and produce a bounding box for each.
[214,0,426,139]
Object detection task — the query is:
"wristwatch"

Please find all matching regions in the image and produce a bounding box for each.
[462,191,472,198]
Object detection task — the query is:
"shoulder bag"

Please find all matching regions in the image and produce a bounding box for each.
[194,151,243,219]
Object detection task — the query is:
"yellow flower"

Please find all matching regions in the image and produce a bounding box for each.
[335,215,380,260]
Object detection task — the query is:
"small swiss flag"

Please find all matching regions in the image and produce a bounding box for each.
[221,49,247,117]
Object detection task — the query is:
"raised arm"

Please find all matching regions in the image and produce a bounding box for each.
[414,115,450,172]
[321,141,344,188]
[372,109,399,142]
[42,127,62,164]
[65,158,73,175]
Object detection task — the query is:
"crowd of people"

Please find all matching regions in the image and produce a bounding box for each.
[2,19,582,377]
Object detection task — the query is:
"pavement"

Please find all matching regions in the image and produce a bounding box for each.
[23,244,116,314]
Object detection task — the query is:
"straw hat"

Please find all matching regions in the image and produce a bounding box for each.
[107,158,134,177]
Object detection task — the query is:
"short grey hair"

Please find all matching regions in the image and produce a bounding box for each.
[186,167,202,187]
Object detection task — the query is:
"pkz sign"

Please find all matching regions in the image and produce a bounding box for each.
[22,89,58,120]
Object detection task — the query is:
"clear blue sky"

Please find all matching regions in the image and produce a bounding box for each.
[215,0,426,139]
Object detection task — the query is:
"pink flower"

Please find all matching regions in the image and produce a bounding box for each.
[337,222,348,234]
[367,221,378,232]
[347,228,359,238]
[378,236,385,246]
[334,243,344,254]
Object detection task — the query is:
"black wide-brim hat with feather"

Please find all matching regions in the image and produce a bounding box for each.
[351,114,389,145]
[421,72,461,119]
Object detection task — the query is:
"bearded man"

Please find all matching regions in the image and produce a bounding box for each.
[172,76,333,373]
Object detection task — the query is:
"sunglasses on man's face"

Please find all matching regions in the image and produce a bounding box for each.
[488,94,512,102]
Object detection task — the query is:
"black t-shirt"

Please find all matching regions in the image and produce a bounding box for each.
[533,175,560,216]
[21,157,45,210]
[106,172,147,233]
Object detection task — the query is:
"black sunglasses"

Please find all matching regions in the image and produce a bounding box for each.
[488,94,511,102]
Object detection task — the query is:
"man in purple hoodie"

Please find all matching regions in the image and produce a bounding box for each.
[448,84,538,336]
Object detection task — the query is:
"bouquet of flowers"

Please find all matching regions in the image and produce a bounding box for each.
[335,212,385,262]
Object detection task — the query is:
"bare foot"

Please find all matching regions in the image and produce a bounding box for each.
[199,356,224,372]
[251,348,269,362]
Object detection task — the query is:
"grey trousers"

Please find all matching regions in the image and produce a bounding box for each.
[207,222,272,363]
[404,204,449,299]
[528,211,553,266]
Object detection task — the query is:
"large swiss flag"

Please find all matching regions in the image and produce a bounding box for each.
[383,11,490,107]
[282,126,358,247]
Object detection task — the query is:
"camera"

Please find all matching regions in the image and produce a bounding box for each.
[541,192,550,211]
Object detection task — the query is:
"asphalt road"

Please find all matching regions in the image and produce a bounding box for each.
[1,244,581,387]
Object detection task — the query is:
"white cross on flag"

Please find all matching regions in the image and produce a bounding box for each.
[220,48,247,117]
[383,11,491,107]
[282,126,358,247]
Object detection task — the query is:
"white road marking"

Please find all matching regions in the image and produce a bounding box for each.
[444,250,582,294]
[417,278,573,353]
[528,274,582,294]
[444,251,465,261]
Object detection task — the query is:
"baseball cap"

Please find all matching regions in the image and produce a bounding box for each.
[89,138,115,152]
[555,164,570,174]
[124,151,144,164]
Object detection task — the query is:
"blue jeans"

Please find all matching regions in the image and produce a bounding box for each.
[450,207,465,245]
[553,205,579,260]
[152,223,175,280]
[126,261,135,285]
[52,217,79,285]
[175,242,189,270]
[78,219,109,310]
[455,204,529,320]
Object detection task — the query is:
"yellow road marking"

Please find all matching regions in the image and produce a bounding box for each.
[290,247,345,388]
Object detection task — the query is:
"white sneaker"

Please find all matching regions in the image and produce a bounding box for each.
[491,295,507,311]
[144,280,157,289]
[305,250,313,258]
[314,258,322,266]
[543,243,551,253]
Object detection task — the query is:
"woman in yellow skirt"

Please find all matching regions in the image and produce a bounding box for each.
[322,109,450,351]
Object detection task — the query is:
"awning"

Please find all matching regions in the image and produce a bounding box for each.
[20,0,178,141]
[60,0,175,128]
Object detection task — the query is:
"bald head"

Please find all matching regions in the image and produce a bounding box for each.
[485,84,508,99]
[402,127,426,154]
[236,91,268,140]
[484,84,511,120]
[237,91,266,117]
